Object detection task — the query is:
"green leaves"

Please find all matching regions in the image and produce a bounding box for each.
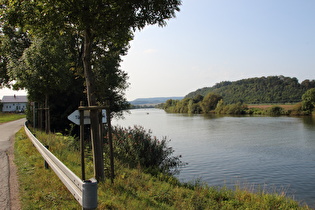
[186,76,315,104]
[106,125,185,175]
[302,88,315,113]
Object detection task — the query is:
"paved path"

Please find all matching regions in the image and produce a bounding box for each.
[0,118,25,210]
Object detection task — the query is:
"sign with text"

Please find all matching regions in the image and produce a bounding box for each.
[68,109,106,125]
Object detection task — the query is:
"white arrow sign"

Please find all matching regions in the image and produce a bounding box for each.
[67,109,106,125]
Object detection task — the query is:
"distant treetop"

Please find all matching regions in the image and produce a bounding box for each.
[185,76,315,104]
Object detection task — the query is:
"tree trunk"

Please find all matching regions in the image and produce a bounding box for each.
[82,27,105,181]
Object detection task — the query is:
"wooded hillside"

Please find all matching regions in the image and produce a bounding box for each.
[185,76,315,104]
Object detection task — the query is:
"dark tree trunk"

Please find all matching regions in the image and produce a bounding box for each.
[82,27,105,182]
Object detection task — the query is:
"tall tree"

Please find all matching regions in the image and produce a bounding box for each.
[201,93,223,113]
[302,88,315,113]
[1,0,181,181]
[0,25,31,87]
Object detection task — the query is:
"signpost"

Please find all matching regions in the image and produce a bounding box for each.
[68,106,107,181]
[67,109,106,125]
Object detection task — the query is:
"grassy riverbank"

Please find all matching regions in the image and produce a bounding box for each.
[14,129,311,209]
[0,113,26,123]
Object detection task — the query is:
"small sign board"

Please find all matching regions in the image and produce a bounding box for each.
[68,109,106,125]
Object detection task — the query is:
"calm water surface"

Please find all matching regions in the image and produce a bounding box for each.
[113,108,315,207]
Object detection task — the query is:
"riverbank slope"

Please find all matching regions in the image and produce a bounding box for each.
[14,129,311,209]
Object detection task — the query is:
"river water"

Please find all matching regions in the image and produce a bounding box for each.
[113,108,315,207]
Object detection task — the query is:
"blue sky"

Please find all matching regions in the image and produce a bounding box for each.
[1,0,315,101]
[121,0,315,100]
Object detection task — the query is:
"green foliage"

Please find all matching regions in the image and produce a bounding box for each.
[0,26,31,87]
[267,106,285,116]
[186,76,315,104]
[302,88,315,114]
[163,93,222,114]
[1,0,182,132]
[105,126,185,175]
[200,93,223,113]
[216,102,248,115]
[162,76,315,116]
[163,99,181,113]
[290,102,305,115]
[188,100,202,114]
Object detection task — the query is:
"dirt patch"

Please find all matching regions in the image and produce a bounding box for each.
[248,104,296,110]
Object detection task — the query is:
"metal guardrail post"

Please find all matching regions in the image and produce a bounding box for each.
[82,178,98,209]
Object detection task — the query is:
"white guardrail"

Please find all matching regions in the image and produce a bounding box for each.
[24,123,97,209]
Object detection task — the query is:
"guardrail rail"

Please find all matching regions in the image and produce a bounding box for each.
[24,123,97,209]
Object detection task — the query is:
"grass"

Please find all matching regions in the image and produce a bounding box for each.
[14,128,311,209]
[0,112,26,123]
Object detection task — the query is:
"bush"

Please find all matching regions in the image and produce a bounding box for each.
[104,126,185,175]
[215,101,247,115]
[268,106,284,116]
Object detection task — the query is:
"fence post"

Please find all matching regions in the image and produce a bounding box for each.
[44,145,49,169]
[80,102,85,181]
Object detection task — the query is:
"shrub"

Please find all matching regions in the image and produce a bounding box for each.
[215,101,247,115]
[268,106,284,116]
[104,126,185,175]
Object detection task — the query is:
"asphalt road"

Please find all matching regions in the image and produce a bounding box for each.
[0,118,25,210]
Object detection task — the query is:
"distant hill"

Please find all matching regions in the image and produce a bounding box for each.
[130,97,184,105]
[185,76,315,104]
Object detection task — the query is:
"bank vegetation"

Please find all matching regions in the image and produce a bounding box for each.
[158,77,315,116]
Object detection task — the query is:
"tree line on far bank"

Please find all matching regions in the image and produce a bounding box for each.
[158,76,315,116]
[186,76,315,104]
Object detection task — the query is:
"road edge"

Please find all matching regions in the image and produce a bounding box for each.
[8,135,21,210]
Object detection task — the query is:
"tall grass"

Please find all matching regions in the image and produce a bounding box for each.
[14,128,311,209]
[14,129,81,209]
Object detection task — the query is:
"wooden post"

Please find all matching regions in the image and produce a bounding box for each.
[33,102,36,128]
[106,107,114,183]
[80,102,85,181]
[78,105,107,182]
[98,109,104,174]
[38,104,43,130]
[90,109,104,181]
[45,95,50,133]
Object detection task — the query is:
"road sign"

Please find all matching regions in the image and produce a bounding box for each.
[67,109,106,125]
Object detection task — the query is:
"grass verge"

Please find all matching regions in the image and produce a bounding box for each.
[14,128,311,209]
[0,113,26,123]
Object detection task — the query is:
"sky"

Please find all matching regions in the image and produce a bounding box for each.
[1,0,315,101]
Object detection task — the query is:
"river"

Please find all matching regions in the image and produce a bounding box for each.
[113,108,315,207]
